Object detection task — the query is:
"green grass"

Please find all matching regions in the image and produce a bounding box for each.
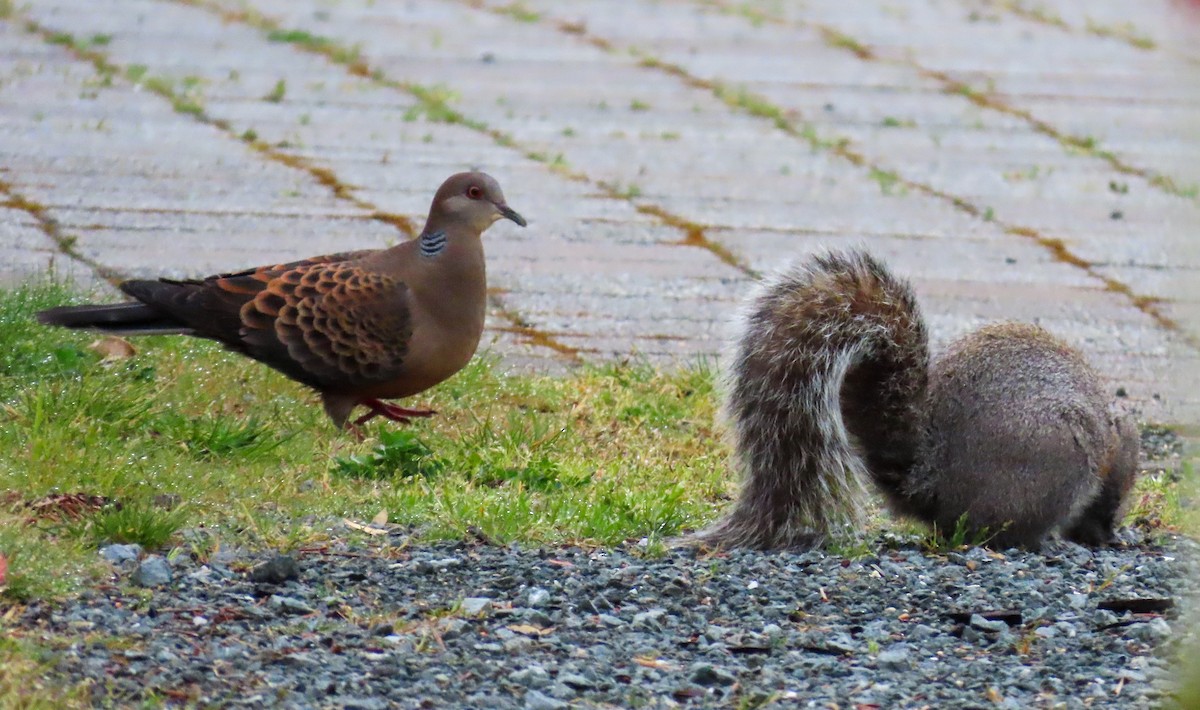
[265,28,362,65]
[0,281,1194,607]
[919,513,998,553]
[1174,460,1200,710]
[0,635,92,707]
[262,78,286,103]
[77,501,191,550]
[265,28,326,48]
[402,84,464,124]
[0,281,729,604]
[868,166,904,195]
[0,281,1192,704]
[497,2,540,23]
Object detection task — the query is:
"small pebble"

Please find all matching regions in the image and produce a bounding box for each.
[524,689,567,710]
[632,608,667,629]
[133,556,172,587]
[10,531,1191,708]
[249,554,299,584]
[100,544,143,566]
[269,595,315,615]
[526,587,551,608]
[461,597,492,615]
[969,614,1010,634]
[690,662,738,687]
[877,646,911,670]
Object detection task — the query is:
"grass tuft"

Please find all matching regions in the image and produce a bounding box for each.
[497,2,540,23]
[334,429,444,480]
[266,28,326,47]
[920,514,997,553]
[263,78,286,103]
[0,279,1191,699]
[78,501,189,549]
[0,635,92,706]
[0,282,1187,606]
[0,511,101,601]
[0,283,728,600]
[150,412,288,460]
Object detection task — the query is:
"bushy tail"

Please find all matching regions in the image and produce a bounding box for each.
[694,249,930,549]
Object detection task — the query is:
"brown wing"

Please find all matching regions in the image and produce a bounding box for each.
[233,263,412,389]
[121,254,412,390]
[196,250,379,282]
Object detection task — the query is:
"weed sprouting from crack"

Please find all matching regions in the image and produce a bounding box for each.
[168,0,756,278]
[496,2,540,23]
[263,78,287,103]
[0,177,121,284]
[18,13,418,241]
[474,0,1187,342]
[868,167,904,196]
[487,296,584,361]
[986,0,1158,51]
[266,28,364,66]
[114,2,587,359]
[1082,19,1156,50]
[695,0,1196,203]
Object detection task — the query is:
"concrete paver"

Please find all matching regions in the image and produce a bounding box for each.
[0,0,1196,425]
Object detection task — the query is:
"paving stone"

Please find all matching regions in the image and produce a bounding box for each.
[1,0,1195,426]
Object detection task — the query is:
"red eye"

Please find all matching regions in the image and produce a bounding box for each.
[467,185,483,200]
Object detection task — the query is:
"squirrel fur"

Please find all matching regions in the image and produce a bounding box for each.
[696,249,1139,550]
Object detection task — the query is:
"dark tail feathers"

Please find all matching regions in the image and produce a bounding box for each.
[36,301,192,336]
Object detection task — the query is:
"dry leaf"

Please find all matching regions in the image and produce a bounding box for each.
[506,624,555,637]
[0,552,7,588]
[27,493,116,523]
[371,509,388,526]
[342,519,387,536]
[89,336,136,361]
[634,656,678,670]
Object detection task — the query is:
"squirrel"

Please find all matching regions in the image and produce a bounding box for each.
[693,249,1140,550]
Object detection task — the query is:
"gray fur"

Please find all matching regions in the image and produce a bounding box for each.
[692,249,1137,550]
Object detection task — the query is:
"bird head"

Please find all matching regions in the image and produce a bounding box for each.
[431,172,527,234]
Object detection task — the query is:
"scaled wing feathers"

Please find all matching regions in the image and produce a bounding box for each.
[129,252,412,390]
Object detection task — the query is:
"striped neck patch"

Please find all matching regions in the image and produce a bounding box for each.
[419,229,447,258]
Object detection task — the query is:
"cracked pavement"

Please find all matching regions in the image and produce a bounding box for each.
[1,0,1197,424]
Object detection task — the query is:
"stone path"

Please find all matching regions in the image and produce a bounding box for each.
[1,0,1197,424]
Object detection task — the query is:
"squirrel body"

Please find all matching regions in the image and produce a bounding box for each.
[697,249,1138,550]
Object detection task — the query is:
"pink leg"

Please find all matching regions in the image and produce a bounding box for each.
[352,399,438,427]
[352,408,384,427]
[369,399,437,420]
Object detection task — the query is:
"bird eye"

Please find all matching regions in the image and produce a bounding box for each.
[467,185,483,200]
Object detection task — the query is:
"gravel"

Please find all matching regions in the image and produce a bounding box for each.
[132,555,173,588]
[18,529,1198,708]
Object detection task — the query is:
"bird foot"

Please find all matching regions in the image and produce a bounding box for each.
[375,402,437,419]
[351,398,438,427]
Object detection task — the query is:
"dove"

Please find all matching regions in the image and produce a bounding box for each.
[37,171,525,432]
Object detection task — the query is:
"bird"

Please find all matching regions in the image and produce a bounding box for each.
[37,171,525,433]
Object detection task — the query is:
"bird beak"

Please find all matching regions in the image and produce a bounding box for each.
[497,204,527,227]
